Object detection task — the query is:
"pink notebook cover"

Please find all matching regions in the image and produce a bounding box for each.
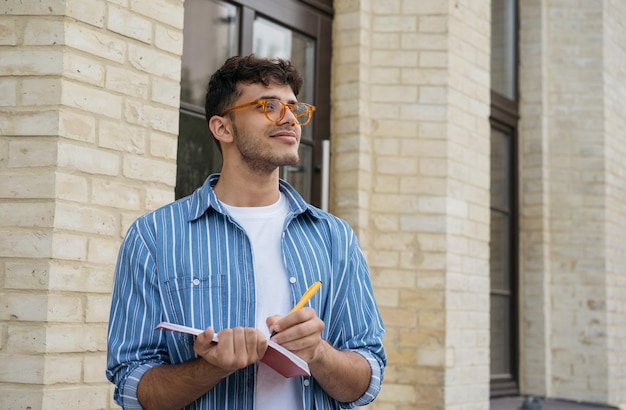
[155,322,310,378]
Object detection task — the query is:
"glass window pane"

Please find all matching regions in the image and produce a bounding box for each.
[490,211,511,291]
[176,111,223,199]
[281,144,313,203]
[181,0,239,107]
[490,295,512,376]
[490,128,511,210]
[491,0,516,99]
[177,0,236,199]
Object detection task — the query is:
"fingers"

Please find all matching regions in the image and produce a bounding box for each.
[267,308,313,336]
[270,308,323,337]
[269,308,325,357]
[194,327,268,372]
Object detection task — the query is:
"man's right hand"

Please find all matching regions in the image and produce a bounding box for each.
[194,327,269,373]
[137,327,269,410]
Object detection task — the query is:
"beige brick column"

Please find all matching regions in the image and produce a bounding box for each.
[518,0,553,397]
[332,1,491,409]
[604,1,626,406]
[519,1,626,407]
[0,1,183,408]
[443,2,491,408]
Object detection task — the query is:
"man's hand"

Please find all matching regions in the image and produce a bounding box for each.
[266,307,325,362]
[194,327,269,373]
[266,308,371,403]
[137,326,269,410]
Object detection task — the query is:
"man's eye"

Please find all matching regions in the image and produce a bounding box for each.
[265,100,281,112]
[293,104,308,115]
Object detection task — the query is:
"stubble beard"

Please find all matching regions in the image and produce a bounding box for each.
[233,123,300,175]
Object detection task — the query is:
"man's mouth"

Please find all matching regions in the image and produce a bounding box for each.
[270,129,298,141]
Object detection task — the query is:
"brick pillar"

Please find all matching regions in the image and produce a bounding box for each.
[331,0,374,239]
[332,1,491,409]
[520,1,626,407]
[0,1,183,408]
[442,1,491,408]
[518,0,553,398]
[604,1,626,406]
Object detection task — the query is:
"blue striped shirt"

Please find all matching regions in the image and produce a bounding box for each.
[106,174,386,409]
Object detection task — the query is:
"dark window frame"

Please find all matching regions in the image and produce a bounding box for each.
[489,91,520,397]
[489,0,520,398]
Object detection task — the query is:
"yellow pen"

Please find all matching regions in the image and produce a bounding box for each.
[271,281,322,337]
[289,281,323,314]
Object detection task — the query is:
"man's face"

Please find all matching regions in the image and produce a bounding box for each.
[227,83,302,175]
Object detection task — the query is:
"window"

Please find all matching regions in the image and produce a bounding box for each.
[490,0,519,398]
[489,108,518,396]
[177,0,332,206]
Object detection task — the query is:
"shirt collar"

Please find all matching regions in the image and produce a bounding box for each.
[187,173,313,222]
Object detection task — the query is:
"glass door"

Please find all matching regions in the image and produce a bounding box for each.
[176,0,238,199]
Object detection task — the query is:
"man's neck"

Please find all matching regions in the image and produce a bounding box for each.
[213,168,281,207]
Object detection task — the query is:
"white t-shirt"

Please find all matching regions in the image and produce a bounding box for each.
[221,193,303,410]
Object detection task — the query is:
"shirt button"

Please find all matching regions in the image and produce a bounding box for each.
[289,277,296,284]
[192,278,200,286]
[303,379,310,387]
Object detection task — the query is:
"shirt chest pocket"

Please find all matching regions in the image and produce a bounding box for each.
[164,274,228,330]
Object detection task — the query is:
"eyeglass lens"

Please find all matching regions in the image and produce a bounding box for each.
[264,100,311,125]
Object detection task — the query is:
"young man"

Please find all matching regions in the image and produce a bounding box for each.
[106,55,386,409]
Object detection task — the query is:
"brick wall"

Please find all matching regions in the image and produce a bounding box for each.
[518,0,553,397]
[519,1,626,407]
[443,2,491,409]
[333,1,491,408]
[0,1,183,408]
[605,0,626,405]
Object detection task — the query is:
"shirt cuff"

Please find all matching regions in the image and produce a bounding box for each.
[343,348,384,408]
[115,362,160,410]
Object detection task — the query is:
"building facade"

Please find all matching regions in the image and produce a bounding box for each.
[0,0,625,409]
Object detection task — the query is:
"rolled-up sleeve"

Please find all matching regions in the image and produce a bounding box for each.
[345,348,385,408]
[106,221,167,408]
[330,222,387,409]
[109,362,160,409]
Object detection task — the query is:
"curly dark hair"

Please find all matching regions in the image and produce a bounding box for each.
[204,55,304,149]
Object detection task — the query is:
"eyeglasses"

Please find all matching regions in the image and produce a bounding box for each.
[220,99,316,126]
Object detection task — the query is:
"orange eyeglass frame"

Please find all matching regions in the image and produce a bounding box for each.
[220,99,316,126]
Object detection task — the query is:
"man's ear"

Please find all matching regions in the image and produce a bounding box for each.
[208,115,234,144]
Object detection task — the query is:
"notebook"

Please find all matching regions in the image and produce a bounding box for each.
[155,322,310,378]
